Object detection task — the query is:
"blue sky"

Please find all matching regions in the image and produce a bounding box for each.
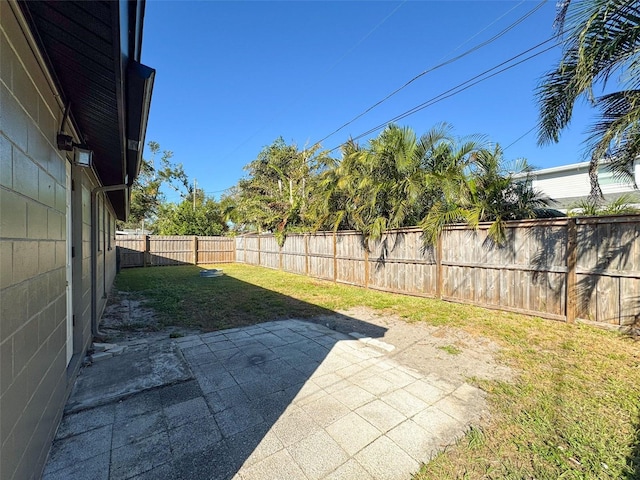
[141,1,596,203]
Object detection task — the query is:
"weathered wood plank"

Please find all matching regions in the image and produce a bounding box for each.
[619,277,640,326]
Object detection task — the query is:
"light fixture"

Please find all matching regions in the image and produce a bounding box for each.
[74,145,93,167]
[56,103,93,167]
[57,133,93,167]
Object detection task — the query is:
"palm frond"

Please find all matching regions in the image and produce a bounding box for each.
[537,0,640,151]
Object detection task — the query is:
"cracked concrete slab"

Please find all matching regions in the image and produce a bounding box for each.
[64,340,192,414]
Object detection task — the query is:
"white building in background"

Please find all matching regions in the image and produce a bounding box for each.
[524,158,640,211]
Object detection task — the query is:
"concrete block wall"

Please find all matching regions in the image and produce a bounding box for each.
[1,4,120,479]
[1,4,70,478]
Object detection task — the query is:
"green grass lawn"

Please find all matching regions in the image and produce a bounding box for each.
[115,263,640,479]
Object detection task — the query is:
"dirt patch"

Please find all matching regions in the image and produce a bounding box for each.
[99,291,199,342]
[311,306,515,385]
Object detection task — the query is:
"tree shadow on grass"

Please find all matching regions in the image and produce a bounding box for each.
[626,412,640,479]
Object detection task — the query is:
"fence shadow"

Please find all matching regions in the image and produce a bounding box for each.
[109,266,388,478]
[574,222,639,325]
[527,218,640,326]
[528,224,567,298]
[371,231,405,269]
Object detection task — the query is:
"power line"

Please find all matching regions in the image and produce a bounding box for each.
[217,1,408,164]
[324,35,560,154]
[504,125,538,151]
[312,0,547,148]
[444,0,529,56]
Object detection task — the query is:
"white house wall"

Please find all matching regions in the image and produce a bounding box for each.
[529,160,640,208]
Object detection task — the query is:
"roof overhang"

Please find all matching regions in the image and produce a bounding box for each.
[19,0,155,220]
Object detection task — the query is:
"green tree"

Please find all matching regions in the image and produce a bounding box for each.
[306,141,358,232]
[318,124,483,243]
[537,0,640,198]
[118,141,189,231]
[332,125,435,241]
[225,126,558,246]
[154,195,228,236]
[228,138,326,243]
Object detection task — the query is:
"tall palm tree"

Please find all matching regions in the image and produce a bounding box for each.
[537,0,640,198]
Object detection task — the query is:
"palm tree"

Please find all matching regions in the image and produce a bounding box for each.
[421,145,556,245]
[326,124,442,242]
[354,124,426,240]
[537,0,640,198]
[306,140,360,232]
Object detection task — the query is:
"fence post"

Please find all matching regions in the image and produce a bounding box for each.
[304,234,309,276]
[143,235,149,267]
[257,235,261,266]
[192,236,198,265]
[364,237,369,289]
[566,218,577,323]
[333,232,337,282]
[436,231,443,298]
[279,241,283,270]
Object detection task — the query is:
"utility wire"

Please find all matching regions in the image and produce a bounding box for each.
[312,0,548,148]
[504,125,538,150]
[218,1,408,163]
[444,0,528,57]
[325,35,561,154]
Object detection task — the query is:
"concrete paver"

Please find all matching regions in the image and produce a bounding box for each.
[387,419,440,462]
[240,449,308,480]
[45,424,113,473]
[381,388,429,417]
[112,411,166,448]
[288,430,349,480]
[110,432,171,480]
[43,319,489,480]
[323,459,374,480]
[354,436,420,480]
[355,399,406,433]
[325,412,381,456]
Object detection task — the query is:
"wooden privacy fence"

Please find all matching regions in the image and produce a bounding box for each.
[235,215,640,328]
[116,235,235,267]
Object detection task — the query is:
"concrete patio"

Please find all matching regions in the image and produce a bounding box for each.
[42,319,488,480]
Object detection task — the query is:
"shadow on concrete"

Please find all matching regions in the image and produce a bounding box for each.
[47,268,393,479]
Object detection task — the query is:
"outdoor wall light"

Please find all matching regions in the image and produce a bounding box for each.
[56,103,93,167]
[74,145,93,167]
[57,133,93,167]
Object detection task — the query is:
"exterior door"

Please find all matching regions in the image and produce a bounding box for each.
[66,160,73,365]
